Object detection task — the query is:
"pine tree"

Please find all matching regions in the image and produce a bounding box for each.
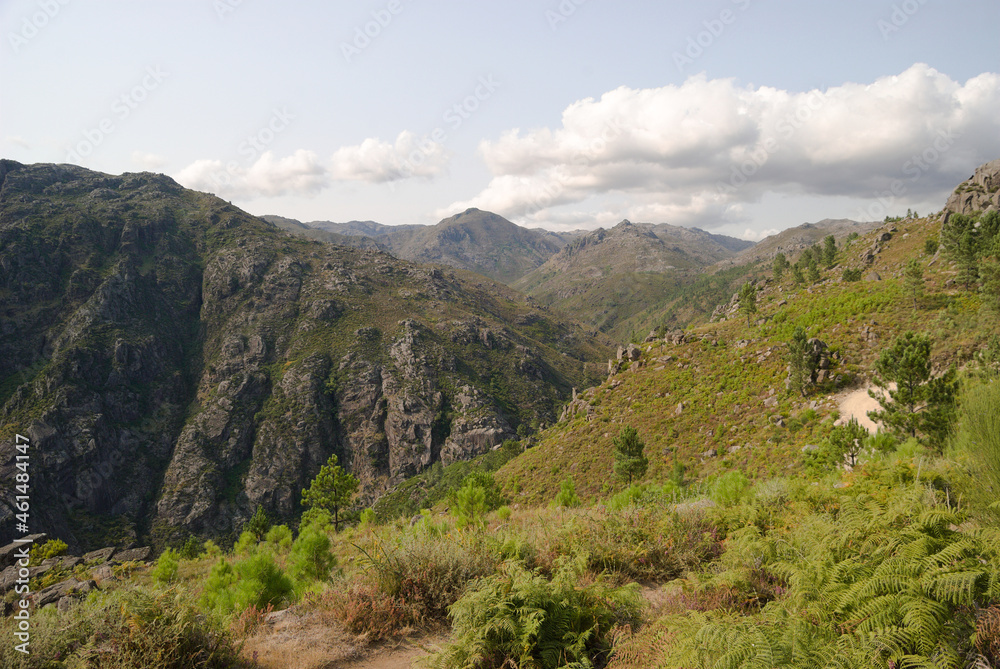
[826,417,868,468]
[612,426,648,485]
[903,257,924,309]
[807,260,821,284]
[822,234,837,268]
[772,252,788,282]
[301,453,358,532]
[737,281,758,326]
[790,263,805,286]
[868,331,957,448]
[786,326,811,397]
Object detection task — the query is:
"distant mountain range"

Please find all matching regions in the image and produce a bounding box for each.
[263,209,583,285]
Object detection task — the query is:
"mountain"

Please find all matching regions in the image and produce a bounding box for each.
[260,215,386,251]
[267,209,580,285]
[0,161,610,549]
[513,219,753,337]
[727,218,878,266]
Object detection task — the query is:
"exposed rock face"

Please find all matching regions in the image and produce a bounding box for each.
[945,159,1000,217]
[0,161,609,548]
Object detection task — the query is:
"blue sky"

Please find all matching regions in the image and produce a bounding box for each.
[2,0,998,239]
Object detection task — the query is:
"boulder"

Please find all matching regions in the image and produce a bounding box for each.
[112,546,151,563]
[33,579,96,608]
[83,547,116,563]
[0,534,46,569]
[865,271,881,282]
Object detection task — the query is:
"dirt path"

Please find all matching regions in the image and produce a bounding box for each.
[331,636,445,669]
[833,383,889,433]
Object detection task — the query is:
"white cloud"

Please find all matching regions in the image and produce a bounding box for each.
[174,150,328,199]
[131,151,167,170]
[329,130,449,182]
[740,227,781,242]
[4,136,30,150]
[445,64,1000,228]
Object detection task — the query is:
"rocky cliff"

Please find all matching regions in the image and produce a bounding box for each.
[944,159,1000,217]
[0,161,609,549]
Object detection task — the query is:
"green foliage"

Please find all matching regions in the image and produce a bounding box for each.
[264,524,293,552]
[201,540,222,558]
[904,257,924,309]
[738,281,758,326]
[427,558,642,669]
[553,477,582,508]
[151,548,180,584]
[612,425,649,485]
[806,417,869,472]
[925,235,939,255]
[822,234,837,268]
[606,482,681,512]
[301,453,359,532]
[954,380,1000,522]
[242,504,270,540]
[450,470,506,512]
[178,536,201,560]
[359,507,377,528]
[496,505,512,521]
[300,506,333,531]
[665,486,1000,669]
[710,470,751,507]
[0,585,244,669]
[288,524,336,585]
[773,252,788,283]
[941,212,982,288]
[869,331,958,448]
[786,326,811,397]
[790,263,805,286]
[452,480,488,530]
[29,539,68,564]
[233,530,258,556]
[199,553,293,617]
[842,267,863,282]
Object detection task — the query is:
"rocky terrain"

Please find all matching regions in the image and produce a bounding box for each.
[0,161,609,550]
[514,219,752,337]
[944,158,1000,217]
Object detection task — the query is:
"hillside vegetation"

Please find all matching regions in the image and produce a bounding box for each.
[3,160,1000,669]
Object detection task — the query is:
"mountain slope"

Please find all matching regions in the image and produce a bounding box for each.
[0,161,610,549]
[513,220,752,338]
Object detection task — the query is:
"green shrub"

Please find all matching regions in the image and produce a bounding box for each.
[452,480,488,529]
[552,477,581,508]
[496,505,512,521]
[359,508,377,528]
[288,524,336,585]
[264,524,293,552]
[299,506,332,531]
[242,504,270,540]
[178,536,201,560]
[427,557,642,669]
[955,380,1000,521]
[199,553,293,617]
[201,540,222,558]
[843,267,863,282]
[30,539,68,564]
[606,482,680,512]
[232,530,258,556]
[710,471,751,507]
[363,532,496,618]
[151,548,180,584]
[0,585,243,668]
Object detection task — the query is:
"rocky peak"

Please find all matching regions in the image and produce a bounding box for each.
[944,159,1000,217]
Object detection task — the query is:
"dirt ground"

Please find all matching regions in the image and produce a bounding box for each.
[240,607,447,669]
[832,383,889,432]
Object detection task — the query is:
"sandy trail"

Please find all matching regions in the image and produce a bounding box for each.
[833,383,890,433]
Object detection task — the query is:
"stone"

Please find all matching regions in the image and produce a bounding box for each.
[83,547,116,563]
[91,564,114,582]
[625,344,641,361]
[674,402,684,416]
[878,232,893,242]
[702,448,718,458]
[57,596,74,613]
[34,579,96,608]
[865,271,881,282]
[112,546,151,563]
[0,534,46,569]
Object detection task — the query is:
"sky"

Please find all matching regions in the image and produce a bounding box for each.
[2,0,999,240]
